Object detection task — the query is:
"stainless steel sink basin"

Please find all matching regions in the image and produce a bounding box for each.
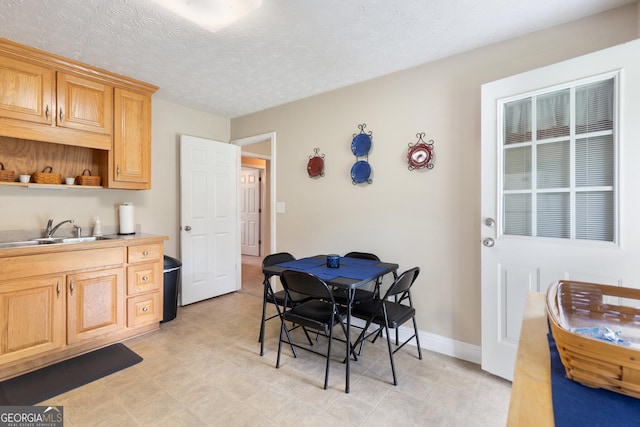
[0,240,40,249]
[60,236,113,243]
[31,237,64,244]
[0,235,117,249]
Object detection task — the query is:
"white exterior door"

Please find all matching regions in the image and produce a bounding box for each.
[481,40,640,380]
[180,135,240,305]
[240,167,261,256]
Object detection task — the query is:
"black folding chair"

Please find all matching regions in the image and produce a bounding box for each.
[351,267,422,385]
[259,253,312,356]
[276,270,351,390]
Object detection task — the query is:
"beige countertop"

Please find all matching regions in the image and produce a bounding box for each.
[507,291,554,427]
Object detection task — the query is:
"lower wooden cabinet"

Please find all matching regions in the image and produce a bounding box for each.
[66,267,125,344]
[0,236,166,380]
[0,275,65,365]
[126,243,163,326]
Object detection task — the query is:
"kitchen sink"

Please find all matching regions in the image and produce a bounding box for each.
[30,237,64,244]
[60,236,114,243]
[0,240,40,249]
[0,235,117,249]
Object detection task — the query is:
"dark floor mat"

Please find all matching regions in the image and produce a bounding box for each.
[0,343,142,405]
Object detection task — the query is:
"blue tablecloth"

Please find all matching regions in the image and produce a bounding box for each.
[548,333,640,426]
[275,256,386,283]
[276,257,325,270]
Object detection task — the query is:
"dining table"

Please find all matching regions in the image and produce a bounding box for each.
[262,254,399,393]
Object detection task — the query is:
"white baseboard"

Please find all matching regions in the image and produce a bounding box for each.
[353,319,481,365]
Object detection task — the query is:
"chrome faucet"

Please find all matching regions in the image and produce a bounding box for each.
[46,218,74,238]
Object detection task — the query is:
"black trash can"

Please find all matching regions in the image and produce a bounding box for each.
[162,255,182,323]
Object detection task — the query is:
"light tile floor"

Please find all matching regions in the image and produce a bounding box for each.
[40,260,512,426]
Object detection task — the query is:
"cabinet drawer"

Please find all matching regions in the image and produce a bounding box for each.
[127,292,161,327]
[127,262,161,295]
[128,244,162,264]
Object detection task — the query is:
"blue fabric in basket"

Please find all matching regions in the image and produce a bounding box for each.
[548,332,640,426]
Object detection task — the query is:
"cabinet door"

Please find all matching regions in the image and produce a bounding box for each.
[56,72,113,135]
[0,275,65,364]
[111,88,151,189]
[67,267,124,344]
[0,56,54,125]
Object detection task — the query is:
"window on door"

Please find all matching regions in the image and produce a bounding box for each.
[501,76,616,242]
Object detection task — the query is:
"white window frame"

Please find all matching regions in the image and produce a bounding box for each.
[496,70,620,246]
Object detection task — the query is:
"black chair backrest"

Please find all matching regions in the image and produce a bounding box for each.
[281,270,334,303]
[262,252,295,268]
[344,252,380,262]
[383,267,420,302]
[263,252,295,280]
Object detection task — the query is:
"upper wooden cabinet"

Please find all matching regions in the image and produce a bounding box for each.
[106,88,151,189]
[0,56,54,125]
[56,72,113,136]
[0,55,113,150]
[0,38,158,189]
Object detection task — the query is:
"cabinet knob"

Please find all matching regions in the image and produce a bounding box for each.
[143,251,149,256]
[142,307,149,312]
[57,281,61,298]
[69,279,75,295]
[45,105,49,120]
[142,276,149,281]
[59,107,63,122]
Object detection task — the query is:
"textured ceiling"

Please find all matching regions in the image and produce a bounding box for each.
[0,0,635,118]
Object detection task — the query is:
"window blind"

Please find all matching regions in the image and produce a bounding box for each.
[501,77,615,242]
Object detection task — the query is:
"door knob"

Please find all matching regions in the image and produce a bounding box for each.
[184,225,192,231]
[483,237,495,247]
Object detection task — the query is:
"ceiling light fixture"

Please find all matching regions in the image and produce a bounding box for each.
[149,0,262,33]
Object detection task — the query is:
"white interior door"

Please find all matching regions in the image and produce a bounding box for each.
[240,167,261,256]
[481,39,640,380]
[180,135,240,305]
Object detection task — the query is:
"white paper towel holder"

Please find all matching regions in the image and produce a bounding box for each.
[118,202,136,235]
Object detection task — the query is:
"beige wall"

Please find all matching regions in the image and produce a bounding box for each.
[230,4,639,347]
[0,98,230,259]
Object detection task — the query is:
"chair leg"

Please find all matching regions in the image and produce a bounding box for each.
[412,317,423,360]
[337,316,358,362]
[371,328,383,344]
[276,316,285,368]
[302,326,315,345]
[259,282,270,356]
[324,324,333,389]
[353,319,374,356]
[384,324,398,386]
[282,320,298,358]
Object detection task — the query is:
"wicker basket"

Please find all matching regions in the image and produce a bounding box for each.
[0,162,15,182]
[76,169,101,186]
[546,280,640,398]
[32,166,61,184]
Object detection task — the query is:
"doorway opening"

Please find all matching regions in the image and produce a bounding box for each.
[232,132,276,297]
